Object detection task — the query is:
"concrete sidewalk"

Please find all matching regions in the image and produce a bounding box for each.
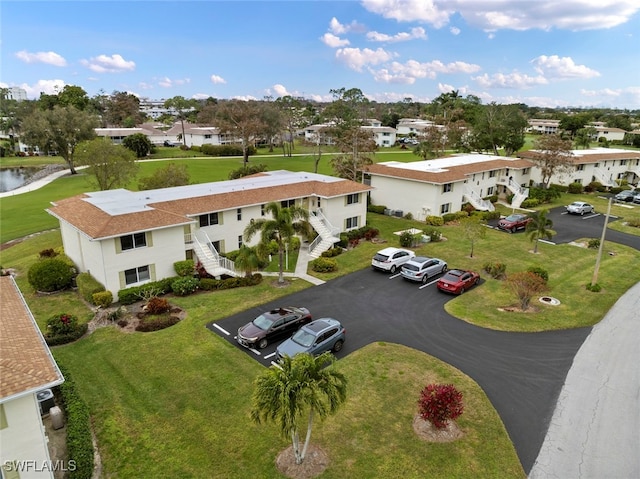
[261,246,326,286]
[529,281,640,479]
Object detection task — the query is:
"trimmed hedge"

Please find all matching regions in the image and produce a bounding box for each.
[76,272,106,304]
[198,273,263,291]
[45,324,88,346]
[199,144,256,157]
[171,277,199,296]
[367,204,387,214]
[56,364,94,479]
[425,215,444,226]
[174,259,195,277]
[92,291,113,308]
[310,257,337,273]
[321,247,343,258]
[28,257,75,292]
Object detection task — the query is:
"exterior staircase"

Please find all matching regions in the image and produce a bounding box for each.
[193,230,239,278]
[308,210,341,259]
[593,168,616,187]
[501,177,530,209]
[463,185,495,212]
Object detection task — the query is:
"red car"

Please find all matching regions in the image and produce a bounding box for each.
[497,213,532,233]
[437,269,480,295]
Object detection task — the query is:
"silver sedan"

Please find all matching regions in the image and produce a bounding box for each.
[566,201,595,215]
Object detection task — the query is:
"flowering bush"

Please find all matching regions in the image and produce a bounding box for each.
[46,313,79,336]
[418,383,464,429]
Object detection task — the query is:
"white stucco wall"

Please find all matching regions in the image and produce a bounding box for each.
[0,395,54,479]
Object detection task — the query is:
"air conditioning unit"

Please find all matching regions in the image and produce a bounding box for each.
[37,389,55,416]
[394,210,403,217]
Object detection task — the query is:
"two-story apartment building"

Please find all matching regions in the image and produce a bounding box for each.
[519,148,640,187]
[365,154,534,219]
[47,170,371,301]
[0,276,65,479]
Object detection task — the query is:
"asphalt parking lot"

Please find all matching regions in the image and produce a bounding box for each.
[206,205,639,473]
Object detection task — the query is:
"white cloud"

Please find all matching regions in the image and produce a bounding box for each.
[531,55,600,79]
[15,50,67,67]
[450,26,461,35]
[210,74,226,84]
[231,95,258,101]
[192,93,211,100]
[157,77,191,88]
[271,84,289,97]
[80,54,135,73]
[335,47,395,72]
[361,0,452,28]
[139,82,154,90]
[472,72,549,88]
[11,79,66,99]
[370,59,481,84]
[367,27,427,43]
[580,86,640,107]
[320,33,350,48]
[328,17,366,35]
[362,0,640,31]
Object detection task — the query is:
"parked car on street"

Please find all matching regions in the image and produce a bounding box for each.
[400,256,448,284]
[633,193,640,204]
[276,318,345,360]
[497,213,532,233]
[614,190,636,203]
[372,247,415,273]
[237,307,312,349]
[566,201,595,215]
[437,269,481,295]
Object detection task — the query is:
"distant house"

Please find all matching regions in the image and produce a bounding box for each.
[164,123,229,147]
[365,154,533,219]
[395,118,436,136]
[591,126,626,142]
[527,119,561,135]
[47,170,372,301]
[519,148,640,187]
[0,276,65,479]
[95,123,167,145]
[303,119,396,148]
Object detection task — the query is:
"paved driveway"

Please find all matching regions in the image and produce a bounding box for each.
[207,209,639,474]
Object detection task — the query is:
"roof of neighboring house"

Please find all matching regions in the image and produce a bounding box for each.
[0,276,64,403]
[95,124,166,137]
[47,170,372,240]
[361,126,396,133]
[592,126,627,133]
[165,123,220,136]
[366,154,533,185]
[518,147,640,164]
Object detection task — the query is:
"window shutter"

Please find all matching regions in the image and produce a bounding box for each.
[150,264,156,281]
[146,231,153,247]
[119,271,126,289]
[220,239,225,253]
[218,212,224,226]
[115,237,122,254]
[1,461,20,479]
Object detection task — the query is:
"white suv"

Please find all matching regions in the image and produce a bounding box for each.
[371,247,415,273]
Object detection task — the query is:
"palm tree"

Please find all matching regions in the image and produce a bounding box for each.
[243,202,312,284]
[251,352,347,465]
[233,245,261,277]
[525,209,556,253]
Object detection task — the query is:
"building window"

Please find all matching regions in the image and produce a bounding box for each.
[346,193,360,204]
[442,183,452,193]
[261,204,265,216]
[237,208,242,221]
[204,134,212,139]
[120,232,146,251]
[576,164,584,171]
[523,168,530,175]
[346,216,359,229]
[238,235,243,248]
[594,163,600,168]
[281,199,295,208]
[199,212,219,227]
[124,265,150,285]
[489,170,496,178]
[487,186,495,195]
[620,159,627,166]
[440,203,451,215]
[574,178,583,184]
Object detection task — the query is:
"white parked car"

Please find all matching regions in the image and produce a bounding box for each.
[566,201,595,215]
[371,247,415,273]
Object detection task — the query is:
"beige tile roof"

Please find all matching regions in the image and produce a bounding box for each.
[366,157,534,184]
[0,276,64,401]
[47,172,372,240]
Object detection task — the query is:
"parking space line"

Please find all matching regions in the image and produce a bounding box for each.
[212,323,230,335]
[264,352,276,359]
[419,278,439,289]
[389,273,402,279]
[582,213,600,219]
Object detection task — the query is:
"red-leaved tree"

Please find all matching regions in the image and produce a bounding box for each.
[418,384,464,429]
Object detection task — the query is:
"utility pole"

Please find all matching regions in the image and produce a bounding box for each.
[591,197,612,287]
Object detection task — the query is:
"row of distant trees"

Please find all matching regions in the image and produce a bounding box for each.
[1,85,638,190]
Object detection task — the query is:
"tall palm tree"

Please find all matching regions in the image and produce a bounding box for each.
[251,352,347,465]
[243,202,312,284]
[233,245,261,277]
[525,209,556,253]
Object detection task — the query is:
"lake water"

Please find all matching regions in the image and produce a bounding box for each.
[0,167,40,192]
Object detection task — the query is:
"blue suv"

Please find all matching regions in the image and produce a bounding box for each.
[276,318,345,361]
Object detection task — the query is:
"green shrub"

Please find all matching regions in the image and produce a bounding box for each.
[483,262,507,279]
[442,213,457,223]
[27,257,75,292]
[117,277,176,304]
[200,144,256,157]
[481,210,502,221]
[46,313,79,336]
[484,194,499,204]
[44,324,88,346]
[425,215,444,226]
[585,181,605,193]
[76,272,105,304]
[288,236,301,251]
[92,291,113,308]
[321,247,343,258]
[337,233,349,248]
[567,182,583,194]
[404,212,414,220]
[56,365,94,479]
[174,259,195,277]
[197,274,263,291]
[627,218,640,228]
[424,228,442,242]
[398,231,414,247]
[367,204,386,214]
[228,163,267,179]
[454,211,469,220]
[310,257,338,273]
[527,266,549,283]
[171,277,199,296]
[520,198,541,208]
[588,239,600,249]
[586,283,602,292]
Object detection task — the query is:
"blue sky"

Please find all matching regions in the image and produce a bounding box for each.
[2,0,639,109]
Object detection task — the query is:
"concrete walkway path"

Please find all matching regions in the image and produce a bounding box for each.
[529,281,640,479]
